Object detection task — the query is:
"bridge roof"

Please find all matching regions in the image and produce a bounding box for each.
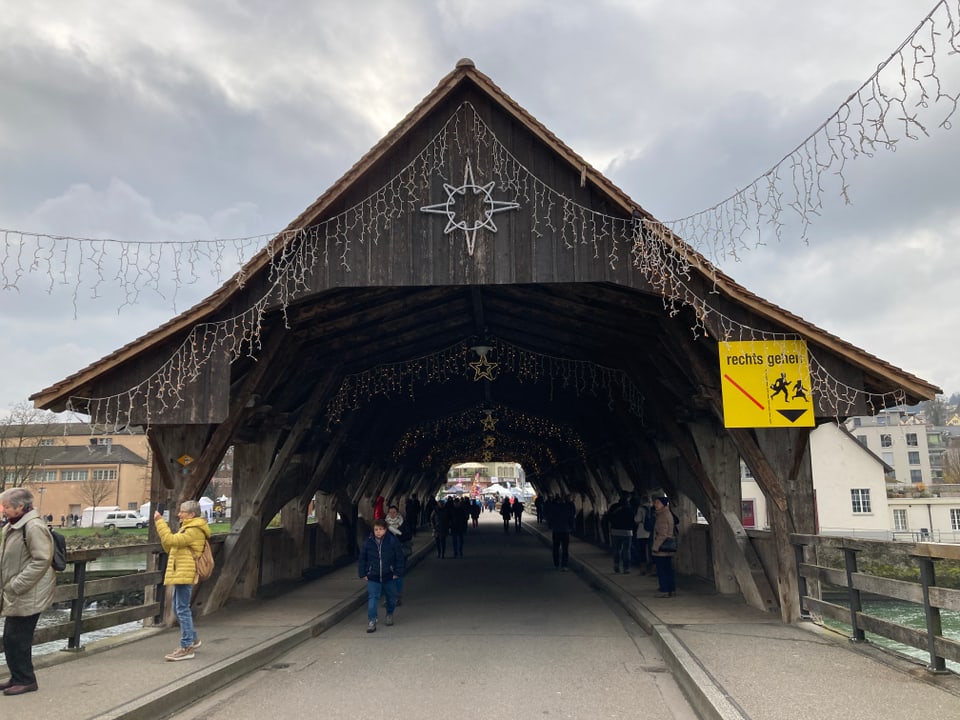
[30,60,939,495]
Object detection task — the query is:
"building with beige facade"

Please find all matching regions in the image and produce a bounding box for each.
[0,423,150,525]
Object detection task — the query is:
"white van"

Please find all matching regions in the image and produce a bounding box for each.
[102,510,147,529]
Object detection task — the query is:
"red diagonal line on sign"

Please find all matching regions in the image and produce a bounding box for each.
[723,374,765,410]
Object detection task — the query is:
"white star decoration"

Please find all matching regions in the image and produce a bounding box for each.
[420,159,520,255]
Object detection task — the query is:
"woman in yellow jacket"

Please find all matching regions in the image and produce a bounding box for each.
[154,500,210,661]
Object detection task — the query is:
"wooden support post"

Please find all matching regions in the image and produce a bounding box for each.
[279,496,307,581]
[313,491,338,565]
[200,515,262,614]
[688,422,740,593]
[715,511,779,612]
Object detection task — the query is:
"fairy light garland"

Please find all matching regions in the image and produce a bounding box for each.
[12,2,956,426]
[325,338,645,429]
[392,404,586,466]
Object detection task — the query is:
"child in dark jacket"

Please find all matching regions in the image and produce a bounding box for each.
[358,519,405,633]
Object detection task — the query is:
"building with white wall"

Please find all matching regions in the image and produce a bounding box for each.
[741,421,893,539]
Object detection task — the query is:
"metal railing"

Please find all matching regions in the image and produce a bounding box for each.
[792,533,960,673]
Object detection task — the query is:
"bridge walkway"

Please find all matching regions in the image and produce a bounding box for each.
[7,514,960,719]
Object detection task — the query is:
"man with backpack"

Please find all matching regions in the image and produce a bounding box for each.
[634,497,655,575]
[0,487,57,695]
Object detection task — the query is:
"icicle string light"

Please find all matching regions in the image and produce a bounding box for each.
[15,2,958,425]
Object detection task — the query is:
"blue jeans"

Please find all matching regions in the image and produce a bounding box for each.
[366,578,398,621]
[173,584,196,648]
[654,555,676,593]
[451,532,464,557]
[611,534,631,571]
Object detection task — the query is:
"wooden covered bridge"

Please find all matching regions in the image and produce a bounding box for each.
[31,60,938,622]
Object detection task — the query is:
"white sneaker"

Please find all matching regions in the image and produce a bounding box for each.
[164,647,195,661]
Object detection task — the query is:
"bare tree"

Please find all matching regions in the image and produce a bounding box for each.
[942,447,960,485]
[77,472,116,509]
[925,395,948,426]
[0,402,64,491]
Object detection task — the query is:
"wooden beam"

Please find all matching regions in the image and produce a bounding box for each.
[180,327,289,500]
[714,510,779,612]
[247,367,340,516]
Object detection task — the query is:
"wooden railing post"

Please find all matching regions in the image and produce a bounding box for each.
[793,541,809,618]
[155,552,168,623]
[842,547,865,643]
[917,556,947,673]
[67,560,88,651]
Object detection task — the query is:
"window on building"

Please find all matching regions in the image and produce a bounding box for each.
[61,470,88,482]
[880,434,892,448]
[951,509,960,531]
[877,417,887,426]
[3,471,27,484]
[92,469,117,481]
[38,439,56,446]
[906,433,918,447]
[857,435,868,447]
[741,500,755,528]
[894,509,908,531]
[93,437,113,446]
[910,470,923,484]
[32,470,57,483]
[850,488,872,514]
[908,452,921,465]
[852,417,862,428]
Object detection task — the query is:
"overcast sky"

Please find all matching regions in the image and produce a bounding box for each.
[1,0,958,419]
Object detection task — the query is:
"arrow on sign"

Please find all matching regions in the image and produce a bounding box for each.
[776,408,808,423]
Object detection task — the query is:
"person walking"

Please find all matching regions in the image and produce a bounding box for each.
[385,505,407,604]
[0,488,56,695]
[404,495,421,535]
[499,496,513,533]
[546,494,576,571]
[431,499,450,559]
[154,500,211,661]
[358,519,405,633]
[651,496,678,597]
[607,492,635,574]
[511,497,524,533]
[448,497,469,558]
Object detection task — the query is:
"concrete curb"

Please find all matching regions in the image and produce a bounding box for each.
[91,540,435,720]
[526,522,746,720]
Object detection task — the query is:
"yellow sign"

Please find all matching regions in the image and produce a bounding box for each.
[176,454,195,467]
[718,339,815,428]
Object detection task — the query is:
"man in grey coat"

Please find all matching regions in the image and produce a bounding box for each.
[0,487,57,695]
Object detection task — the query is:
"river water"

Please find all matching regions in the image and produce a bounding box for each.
[0,556,151,666]
[824,599,960,672]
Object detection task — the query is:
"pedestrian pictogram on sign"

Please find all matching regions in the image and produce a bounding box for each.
[718,339,815,428]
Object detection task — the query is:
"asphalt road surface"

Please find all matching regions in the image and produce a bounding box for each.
[177,513,698,720]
